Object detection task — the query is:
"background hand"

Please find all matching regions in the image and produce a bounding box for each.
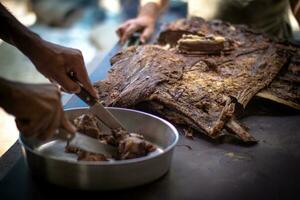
[116,16,155,44]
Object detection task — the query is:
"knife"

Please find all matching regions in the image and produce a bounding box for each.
[123,32,142,49]
[68,72,125,130]
[59,129,117,157]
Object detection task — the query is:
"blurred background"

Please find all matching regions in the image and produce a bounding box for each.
[0,0,187,156]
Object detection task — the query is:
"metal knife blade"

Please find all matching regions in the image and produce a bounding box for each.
[68,132,117,157]
[90,103,125,130]
[68,72,125,130]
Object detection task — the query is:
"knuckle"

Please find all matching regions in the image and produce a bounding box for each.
[75,49,82,56]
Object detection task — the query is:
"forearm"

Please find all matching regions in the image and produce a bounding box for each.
[0,3,43,60]
[139,0,168,20]
[0,77,16,113]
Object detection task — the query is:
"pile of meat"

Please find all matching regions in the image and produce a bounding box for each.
[65,114,156,161]
[93,17,299,143]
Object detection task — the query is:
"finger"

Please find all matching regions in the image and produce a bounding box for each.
[36,107,61,140]
[116,21,131,38]
[116,26,128,39]
[121,24,141,44]
[15,118,32,137]
[54,73,80,94]
[15,118,41,138]
[48,80,68,93]
[58,85,68,93]
[29,114,52,138]
[72,63,99,99]
[140,26,154,43]
[60,111,76,134]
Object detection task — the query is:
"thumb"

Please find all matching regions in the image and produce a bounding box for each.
[61,112,76,135]
[140,26,154,43]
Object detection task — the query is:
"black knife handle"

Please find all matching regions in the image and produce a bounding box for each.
[124,32,142,48]
[68,71,97,106]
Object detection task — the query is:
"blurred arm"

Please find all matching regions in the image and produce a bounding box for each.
[0,3,42,58]
[0,3,98,98]
[116,0,168,43]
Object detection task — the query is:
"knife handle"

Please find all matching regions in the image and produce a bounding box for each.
[68,71,97,106]
[123,32,142,48]
[75,85,98,106]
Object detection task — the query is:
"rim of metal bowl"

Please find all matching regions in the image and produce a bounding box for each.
[19,107,179,166]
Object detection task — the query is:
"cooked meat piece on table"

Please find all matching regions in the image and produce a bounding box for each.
[158,17,300,111]
[94,17,298,143]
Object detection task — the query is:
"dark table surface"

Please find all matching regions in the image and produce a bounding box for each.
[1,103,300,200]
[1,2,300,199]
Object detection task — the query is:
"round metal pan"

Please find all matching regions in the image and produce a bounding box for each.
[20,107,179,190]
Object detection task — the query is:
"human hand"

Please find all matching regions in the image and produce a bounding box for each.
[116,16,155,44]
[28,39,98,98]
[3,82,75,140]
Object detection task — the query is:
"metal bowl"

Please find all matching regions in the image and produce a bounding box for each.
[20,107,179,190]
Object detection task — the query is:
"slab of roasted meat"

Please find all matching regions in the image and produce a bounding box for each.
[158,17,300,111]
[65,114,156,161]
[257,49,300,110]
[94,17,294,143]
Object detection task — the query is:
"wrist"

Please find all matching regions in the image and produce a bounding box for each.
[16,32,44,60]
[0,78,19,111]
[138,2,160,22]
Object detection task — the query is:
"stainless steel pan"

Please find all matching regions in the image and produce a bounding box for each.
[20,107,179,190]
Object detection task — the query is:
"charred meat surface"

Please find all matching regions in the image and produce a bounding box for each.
[177,34,225,55]
[258,49,300,110]
[65,114,156,161]
[158,17,300,110]
[95,17,292,143]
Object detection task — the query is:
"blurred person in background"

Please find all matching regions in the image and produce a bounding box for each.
[117,0,300,43]
[0,3,98,140]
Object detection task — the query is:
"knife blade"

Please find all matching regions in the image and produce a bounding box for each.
[68,71,125,130]
[68,131,117,157]
[57,129,117,156]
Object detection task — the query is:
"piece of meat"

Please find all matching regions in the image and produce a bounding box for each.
[77,151,108,161]
[65,145,80,154]
[257,49,300,110]
[158,17,300,110]
[73,114,102,138]
[66,114,156,161]
[95,17,290,143]
[177,34,225,55]
[113,129,156,160]
[65,145,108,161]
